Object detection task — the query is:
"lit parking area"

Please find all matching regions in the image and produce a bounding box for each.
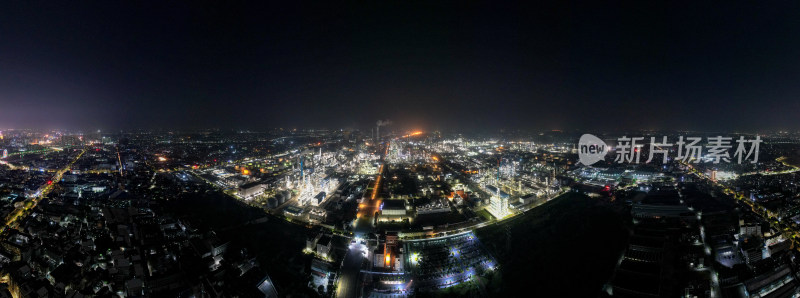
[403,232,496,289]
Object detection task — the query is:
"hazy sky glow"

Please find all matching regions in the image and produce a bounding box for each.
[1,2,799,131]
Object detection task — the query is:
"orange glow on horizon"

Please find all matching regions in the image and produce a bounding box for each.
[401,131,424,138]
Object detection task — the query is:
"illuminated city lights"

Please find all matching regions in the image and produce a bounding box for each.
[0,2,797,297]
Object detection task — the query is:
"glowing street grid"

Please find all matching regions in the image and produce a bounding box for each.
[403,232,496,290]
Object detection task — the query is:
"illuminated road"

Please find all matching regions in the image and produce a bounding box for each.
[0,160,19,170]
[2,148,86,232]
[336,246,366,298]
[116,147,124,176]
[357,164,383,217]
[339,143,387,297]
[355,143,388,233]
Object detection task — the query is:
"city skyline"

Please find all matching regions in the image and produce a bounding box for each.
[3,2,800,297]
[0,128,799,297]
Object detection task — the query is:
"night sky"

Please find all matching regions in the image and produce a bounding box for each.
[1,1,799,132]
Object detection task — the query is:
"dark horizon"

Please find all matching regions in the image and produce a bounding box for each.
[2,2,800,132]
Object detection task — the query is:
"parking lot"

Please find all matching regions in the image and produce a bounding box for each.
[403,232,496,289]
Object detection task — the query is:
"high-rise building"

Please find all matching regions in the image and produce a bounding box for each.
[488,185,510,219]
